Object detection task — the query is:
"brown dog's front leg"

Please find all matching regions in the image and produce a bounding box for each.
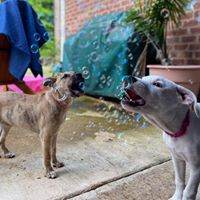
[40,132,57,179]
[51,134,64,168]
[0,124,15,158]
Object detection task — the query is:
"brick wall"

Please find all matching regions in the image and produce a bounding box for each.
[65,0,133,37]
[64,0,200,65]
[167,2,200,65]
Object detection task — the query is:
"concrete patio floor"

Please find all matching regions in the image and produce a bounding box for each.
[1,96,199,200]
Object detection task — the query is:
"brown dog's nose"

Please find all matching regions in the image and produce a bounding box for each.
[75,73,84,81]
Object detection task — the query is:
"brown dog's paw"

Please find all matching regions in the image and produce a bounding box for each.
[52,161,65,168]
[4,152,15,159]
[45,171,57,179]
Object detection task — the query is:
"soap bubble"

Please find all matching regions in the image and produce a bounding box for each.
[92,41,99,49]
[128,53,134,60]
[186,0,197,11]
[106,76,112,87]
[90,52,100,62]
[135,114,142,122]
[118,51,124,58]
[90,30,98,40]
[121,75,129,82]
[188,79,194,84]
[100,75,106,84]
[43,32,49,42]
[160,8,170,19]
[80,132,85,137]
[117,132,124,139]
[33,33,41,42]
[107,117,113,123]
[30,44,39,54]
[104,45,110,52]
[140,122,148,129]
[78,31,90,48]
[82,66,90,79]
[79,82,86,91]
[121,58,128,65]
[196,16,200,22]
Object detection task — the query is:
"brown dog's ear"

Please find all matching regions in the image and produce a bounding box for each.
[176,85,200,118]
[42,78,57,87]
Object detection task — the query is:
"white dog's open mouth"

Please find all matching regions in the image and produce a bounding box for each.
[122,88,145,107]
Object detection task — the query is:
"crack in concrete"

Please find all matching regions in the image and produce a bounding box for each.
[58,159,171,200]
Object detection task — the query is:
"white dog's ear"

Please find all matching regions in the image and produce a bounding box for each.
[176,85,200,118]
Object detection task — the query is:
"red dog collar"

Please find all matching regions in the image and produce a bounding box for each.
[165,110,190,138]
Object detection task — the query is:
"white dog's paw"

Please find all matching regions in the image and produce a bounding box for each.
[45,171,57,179]
[168,197,181,200]
[4,152,15,159]
[169,192,183,200]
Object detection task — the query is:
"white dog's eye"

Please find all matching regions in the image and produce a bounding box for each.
[153,82,163,88]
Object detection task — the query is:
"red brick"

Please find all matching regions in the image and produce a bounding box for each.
[174,44,188,50]
[183,20,198,27]
[167,37,180,44]
[195,52,200,57]
[182,12,193,20]
[182,36,196,43]
[190,27,200,34]
[194,2,200,9]
[186,59,200,65]
[189,44,200,50]
[168,29,188,36]
[172,59,186,65]
[180,52,194,58]
[169,51,178,57]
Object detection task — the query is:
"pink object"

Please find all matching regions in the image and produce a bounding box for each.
[0,75,45,93]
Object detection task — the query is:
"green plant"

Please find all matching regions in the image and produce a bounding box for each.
[125,0,190,65]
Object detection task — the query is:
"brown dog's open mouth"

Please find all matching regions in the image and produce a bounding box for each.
[70,88,84,97]
[122,88,145,107]
[70,81,85,97]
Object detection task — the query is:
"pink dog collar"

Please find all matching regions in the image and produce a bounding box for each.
[165,110,190,138]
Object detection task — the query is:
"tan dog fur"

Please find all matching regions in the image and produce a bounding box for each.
[0,72,84,178]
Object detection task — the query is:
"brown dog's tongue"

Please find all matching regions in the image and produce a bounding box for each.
[126,89,141,100]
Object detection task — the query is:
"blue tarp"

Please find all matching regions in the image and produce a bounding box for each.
[0,0,48,80]
[62,11,158,98]
[62,12,135,98]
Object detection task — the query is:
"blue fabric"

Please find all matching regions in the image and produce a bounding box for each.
[0,0,48,80]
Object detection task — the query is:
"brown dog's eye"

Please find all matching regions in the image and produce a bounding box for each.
[153,82,163,88]
[61,74,69,79]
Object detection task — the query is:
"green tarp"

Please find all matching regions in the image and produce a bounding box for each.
[62,12,156,98]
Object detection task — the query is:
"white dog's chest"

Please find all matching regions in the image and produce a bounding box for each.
[162,132,200,164]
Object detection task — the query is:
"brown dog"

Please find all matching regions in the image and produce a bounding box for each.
[0,72,84,178]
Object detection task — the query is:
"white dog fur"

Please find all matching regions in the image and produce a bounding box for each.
[121,75,200,200]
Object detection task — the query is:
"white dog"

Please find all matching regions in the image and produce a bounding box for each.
[121,75,200,200]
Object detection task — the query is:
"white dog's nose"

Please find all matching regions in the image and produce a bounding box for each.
[123,76,137,85]
[123,76,137,90]
[131,76,137,83]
